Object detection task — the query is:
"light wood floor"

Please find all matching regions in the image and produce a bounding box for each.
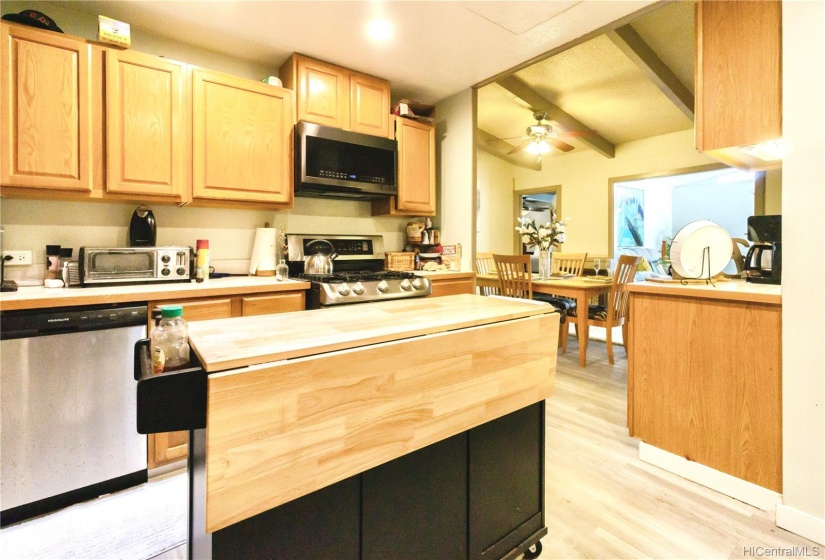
[152,335,817,560]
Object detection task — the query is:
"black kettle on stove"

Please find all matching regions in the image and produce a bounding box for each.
[129,206,156,247]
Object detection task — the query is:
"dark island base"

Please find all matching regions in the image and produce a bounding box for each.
[191,402,546,560]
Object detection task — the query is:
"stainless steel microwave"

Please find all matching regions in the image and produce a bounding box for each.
[295,121,397,200]
[78,246,192,285]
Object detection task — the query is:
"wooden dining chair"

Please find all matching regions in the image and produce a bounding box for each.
[535,252,588,352]
[550,252,588,276]
[570,254,641,365]
[723,237,750,279]
[475,252,499,295]
[492,254,532,299]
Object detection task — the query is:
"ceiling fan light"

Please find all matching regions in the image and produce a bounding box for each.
[526,139,551,155]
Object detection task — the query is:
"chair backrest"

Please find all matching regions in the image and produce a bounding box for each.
[492,254,532,300]
[475,252,499,296]
[730,237,750,275]
[550,252,588,276]
[606,254,642,324]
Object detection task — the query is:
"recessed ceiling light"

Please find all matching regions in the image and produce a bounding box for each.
[366,19,394,42]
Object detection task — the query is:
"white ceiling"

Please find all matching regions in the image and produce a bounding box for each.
[62,0,658,105]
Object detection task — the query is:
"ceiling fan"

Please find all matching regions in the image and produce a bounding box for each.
[497,111,594,159]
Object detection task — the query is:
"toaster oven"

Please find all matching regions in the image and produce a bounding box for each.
[78,247,193,285]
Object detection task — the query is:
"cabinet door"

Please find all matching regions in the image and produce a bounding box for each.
[362,433,467,560]
[469,403,544,560]
[105,49,188,198]
[192,67,294,204]
[395,117,436,214]
[349,72,390,137]
[1,24,92,191]
[241,292,304,316]
[429,278,475,298]
[695,1,782,163]
[295,55,349,129]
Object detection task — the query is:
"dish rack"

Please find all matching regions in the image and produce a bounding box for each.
[385,252,415,271]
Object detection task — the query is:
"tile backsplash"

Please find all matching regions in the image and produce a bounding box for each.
[0,197,409,283]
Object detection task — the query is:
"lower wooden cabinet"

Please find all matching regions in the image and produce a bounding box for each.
[146,289,305,469]
[427,274,476,297]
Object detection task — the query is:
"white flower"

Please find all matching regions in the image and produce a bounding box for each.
[521,234,532,244]
[516,210,569,249]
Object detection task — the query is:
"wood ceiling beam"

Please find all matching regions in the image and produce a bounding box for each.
[476,128,541,171]
[495,75,615,159]
[607,24,695,120]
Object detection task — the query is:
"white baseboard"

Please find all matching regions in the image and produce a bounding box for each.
[776,503,825,545]
[638,442,781,511]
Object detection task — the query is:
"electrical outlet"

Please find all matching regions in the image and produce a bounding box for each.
[2,250,33,265]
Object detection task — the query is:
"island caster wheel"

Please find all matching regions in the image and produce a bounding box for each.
[523,540,542,559]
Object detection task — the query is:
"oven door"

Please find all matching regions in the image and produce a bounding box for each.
[82,250,156,284]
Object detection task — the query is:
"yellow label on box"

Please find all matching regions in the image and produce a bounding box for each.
[98,15,131,48]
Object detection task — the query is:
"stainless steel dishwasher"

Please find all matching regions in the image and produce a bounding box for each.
[1,303,148,526]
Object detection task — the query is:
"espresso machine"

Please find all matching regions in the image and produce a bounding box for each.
[744,215,782,284]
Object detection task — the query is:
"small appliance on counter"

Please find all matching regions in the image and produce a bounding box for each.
[79,246,192,286]
[744,215,781,284]
[129,206,156,247]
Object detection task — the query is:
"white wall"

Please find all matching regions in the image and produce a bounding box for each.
[435,89,475,270]
[476,151,515,255]
[511,130,718,258]
[778,0,825,545]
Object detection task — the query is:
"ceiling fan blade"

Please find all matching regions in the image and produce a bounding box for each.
[550,139,575,152]
[556,129,597,138]
[507,138,534,155]
[487,135,530,142]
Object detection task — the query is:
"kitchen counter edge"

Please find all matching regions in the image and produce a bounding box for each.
[0,278,311,312]
[628,279,781,305]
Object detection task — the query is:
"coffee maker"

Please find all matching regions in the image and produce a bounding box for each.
[744,215,781,284]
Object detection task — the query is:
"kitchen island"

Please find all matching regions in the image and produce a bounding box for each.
[627,280,781,509]
[137,294,560,559]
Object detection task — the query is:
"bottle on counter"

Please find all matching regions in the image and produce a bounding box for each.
[150,305,190,375]
[275,258,289,281]
[195,239,210,283]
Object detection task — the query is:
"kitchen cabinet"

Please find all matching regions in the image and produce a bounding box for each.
[105,49,189,200]
[372,117,436,216]
[694,0,782,171]
[192,67,293,206]
[1,23,93,192]
[146,290,305,469]
[428,275,476,297]
[279,53,391,138]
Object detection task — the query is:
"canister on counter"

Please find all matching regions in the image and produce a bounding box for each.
[45,245,61,279]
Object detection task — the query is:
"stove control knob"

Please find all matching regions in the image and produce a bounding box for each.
[400,278,412,291]
[377,280,389,293]
[352,281,365,295]
[412,278,423,290]
[337,282,351,296]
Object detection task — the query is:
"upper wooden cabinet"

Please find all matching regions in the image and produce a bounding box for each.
[372,117,436,216]
[106,49,189,199]
[280,54,391,138]
[1,23,92,192]
[191,67,294,206]
[695,0,782,171]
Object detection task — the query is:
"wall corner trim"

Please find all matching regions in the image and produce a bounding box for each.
[776,503,825,546]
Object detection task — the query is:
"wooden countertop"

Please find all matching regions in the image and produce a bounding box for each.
[0,277,310,312]
[189,293,555,372]
[628,278,780,305]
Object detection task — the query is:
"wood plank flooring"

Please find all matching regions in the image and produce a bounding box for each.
[152,334,818,560]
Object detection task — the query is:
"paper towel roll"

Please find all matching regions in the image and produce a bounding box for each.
[249,228,277,276]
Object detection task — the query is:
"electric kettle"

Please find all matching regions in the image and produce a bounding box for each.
[304,239,337,274]
[129,206,156,247]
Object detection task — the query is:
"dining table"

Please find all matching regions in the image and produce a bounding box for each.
[475,273,614,367]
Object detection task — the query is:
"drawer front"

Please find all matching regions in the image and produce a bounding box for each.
[241,292,305,316]
[151,298,233,324]
[429,279,475,298]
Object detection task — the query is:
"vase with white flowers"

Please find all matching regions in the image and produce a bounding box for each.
[516,208,570,278]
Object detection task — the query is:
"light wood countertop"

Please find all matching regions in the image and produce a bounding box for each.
[0,277,310,312]
[189,293,555,372]
[628,279,780,305]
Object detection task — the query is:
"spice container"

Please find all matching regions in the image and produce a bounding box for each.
[150,305,190,374]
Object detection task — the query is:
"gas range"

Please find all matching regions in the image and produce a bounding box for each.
[286,234,432,308]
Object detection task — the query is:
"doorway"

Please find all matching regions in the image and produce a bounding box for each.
[513,186,562,254]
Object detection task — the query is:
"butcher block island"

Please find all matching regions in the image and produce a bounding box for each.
[137,294,560,560]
